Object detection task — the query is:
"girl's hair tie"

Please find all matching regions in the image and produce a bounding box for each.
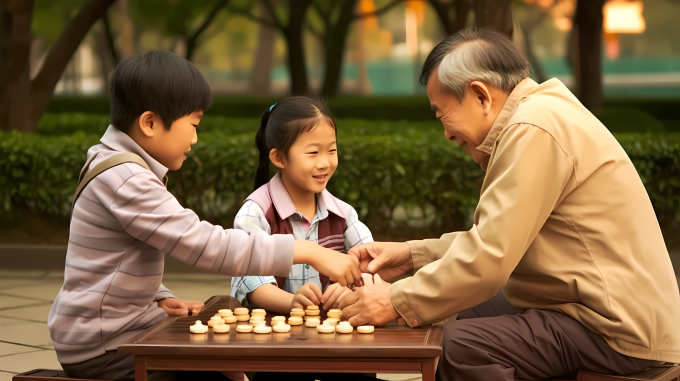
[269,103,277,112]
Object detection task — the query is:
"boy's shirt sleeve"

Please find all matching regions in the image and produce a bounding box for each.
[231,200,278,305]
[154,283,176,302]
[343,206,374,251]
[107,171,294,277]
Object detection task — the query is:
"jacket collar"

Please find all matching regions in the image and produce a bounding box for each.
[100,125,169,182]
[268,172,343,220]
[476,78,539,155]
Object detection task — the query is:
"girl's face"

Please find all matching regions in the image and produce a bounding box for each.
[274,120,338,194]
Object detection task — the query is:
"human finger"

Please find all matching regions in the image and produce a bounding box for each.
[322,285,347,310]
[329,288,352,309]
[307,282,323,303]
[373,273,384,285]
[337,288,360,310]
[361,273,374,286]
[350,257,362,288]
[366,249,395,274]
[348,310,369,327]
[320,283,340,304]
[299,287,320,306]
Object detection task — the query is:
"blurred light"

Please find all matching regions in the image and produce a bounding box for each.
[554,16,572,31]
[604,0,645,34]
[359,0,377,30]
[406,0,426,26]
[405,7,419,57]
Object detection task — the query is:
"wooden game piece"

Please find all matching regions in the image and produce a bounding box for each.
[250,315,265,321]
[190,321,208,334]
[234,307,249,315]
[305,309,320,316]
[317,321,335,333]
[217,309,233,317]
[236,325,253,333]
[305,317,320,327]
[291,308,303,313]
[208,316,225,327]
[288,316,303,325]
[213,324,230,333]
[271,316,286,324]
[357,326,374,334]
[250,320,266,327]
[251,309,266,317]
[325,318,339,326]
[235,314,250,321]
[328,309,342,314]
[253,325,272,334]
[290,310,305,317]
[223,316,237,324]
[336,321,353,334]
[272,323,291,333]
[306,305,319,310]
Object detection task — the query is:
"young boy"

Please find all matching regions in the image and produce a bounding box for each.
[47,51,361,381]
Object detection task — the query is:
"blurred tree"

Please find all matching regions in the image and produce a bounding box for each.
[428,0,470,35]
[571,0,605,111]
[0,0,116,132]
[248,3,277,95]
[474,0,513,38]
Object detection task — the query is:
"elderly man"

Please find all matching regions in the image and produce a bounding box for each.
[335,27,680,381]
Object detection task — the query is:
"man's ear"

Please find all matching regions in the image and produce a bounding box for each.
[269,148,285,170]
[137,111,157,138]
[469,81,492,116]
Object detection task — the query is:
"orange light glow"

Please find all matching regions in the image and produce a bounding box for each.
[407,0,426,26]
[359,0,378,30]
[604,0,646,34]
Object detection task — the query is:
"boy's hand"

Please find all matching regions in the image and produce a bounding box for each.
[294,241,361,287]
[291,282,323,310]
[320,283,353,310]
[158,298,205,317]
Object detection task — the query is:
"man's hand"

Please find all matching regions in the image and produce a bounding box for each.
[348,242,414,281]
[295,241,362,287]
[291,282,323,309]
[320,283,352,310]
[158,298,205,317]
[338,273,400,327]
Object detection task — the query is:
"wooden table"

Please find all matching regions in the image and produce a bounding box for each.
[119,296,444,381]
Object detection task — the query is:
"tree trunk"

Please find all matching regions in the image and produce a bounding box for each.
[320,0,357,98]
[117,0,134,57]
[0,0,33,132]
[574,0,605,111]
[95,22,115,96]
[248,3,276,95]
[429,0,469,36]
[284,0,311,95]
[474,0,513,39]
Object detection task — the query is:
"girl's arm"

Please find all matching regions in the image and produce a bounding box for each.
[247,284,295,314]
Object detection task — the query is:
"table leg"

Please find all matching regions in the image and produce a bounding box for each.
[135,355,148,381]
[422,358,437,381]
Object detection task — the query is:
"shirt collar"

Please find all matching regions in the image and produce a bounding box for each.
[268,172,344,220]
[100,125,169,182]
[476,78,539,155]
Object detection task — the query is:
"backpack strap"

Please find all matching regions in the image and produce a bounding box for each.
[70,153,151,220]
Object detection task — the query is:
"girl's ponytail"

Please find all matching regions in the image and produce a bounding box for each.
[254,109,272,190]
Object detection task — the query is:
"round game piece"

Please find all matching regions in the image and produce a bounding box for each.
[250,320,266,327]
[317,321,335,334]
[328,309,342,314]
[336,321,353,334]
[327,311,342,317]
[213,324,230,333]
[223,316,237,324]
[305,309,320,316]
[190,321,208,334]
[272,323,291,333]
[217,309,233,317]
[306,305,320,310]
[305,318,320,327]
[291,308,303,313]
[236,325,254,333]
[234,307,249,315]
[288,316,303,325]
[271,316,286,324]
[208,316,225,327]
[253,325,272,334]
[290,310,305,317]
[251,309,267,317]
[235,314,250,321]
[357,325,374,334]
[250,315,265,321]
[325,318,339,326]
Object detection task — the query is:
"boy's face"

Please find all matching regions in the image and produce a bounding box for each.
[274,120,338,194]
[133,111,202,171]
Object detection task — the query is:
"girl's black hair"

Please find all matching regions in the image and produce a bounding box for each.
[254,96,336,190]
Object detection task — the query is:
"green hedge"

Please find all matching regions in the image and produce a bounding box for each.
[2,126,680,233]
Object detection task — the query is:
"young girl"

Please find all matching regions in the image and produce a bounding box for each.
[230,96,374,313]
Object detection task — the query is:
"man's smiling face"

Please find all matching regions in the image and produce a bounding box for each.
[426,68,493,170]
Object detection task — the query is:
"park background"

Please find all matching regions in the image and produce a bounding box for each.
[0,0,679,378]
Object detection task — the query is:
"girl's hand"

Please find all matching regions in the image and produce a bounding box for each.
[291,282,323,309]
[320,283,353,310]
[158,298,205,317]
[294,241,362,287]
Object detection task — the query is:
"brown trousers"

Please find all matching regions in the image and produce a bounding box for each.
[436,291,659,381]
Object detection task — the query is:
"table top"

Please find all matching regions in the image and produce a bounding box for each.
[119,295,443,359]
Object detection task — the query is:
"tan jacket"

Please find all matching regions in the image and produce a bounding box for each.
[390,78,680,363]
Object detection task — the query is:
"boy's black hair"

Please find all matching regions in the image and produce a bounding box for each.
[254,96,336,190]
[110,51,212,133]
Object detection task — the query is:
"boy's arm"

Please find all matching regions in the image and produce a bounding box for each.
[344,207,374,250]
[247,284,295,314]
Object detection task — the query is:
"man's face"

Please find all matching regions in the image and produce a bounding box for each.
[146,111,202,171]
[426,68,494,170]
[279,120,338,194]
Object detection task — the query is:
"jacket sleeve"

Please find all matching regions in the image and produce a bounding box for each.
[154,283,176,302]
[390,124,574,327]
[407,232,461,272]
[108,172,294,277]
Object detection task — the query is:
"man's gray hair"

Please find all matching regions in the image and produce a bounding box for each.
[420,26,532,101]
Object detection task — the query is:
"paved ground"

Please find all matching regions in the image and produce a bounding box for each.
[0,269,422,381]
